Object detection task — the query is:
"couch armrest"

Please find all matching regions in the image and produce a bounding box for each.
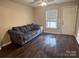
[8,30,25,45]
[40,26,43,33]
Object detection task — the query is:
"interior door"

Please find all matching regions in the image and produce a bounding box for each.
[62,6,77,35]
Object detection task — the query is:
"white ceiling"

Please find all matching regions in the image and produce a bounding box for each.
[10,0,77,7]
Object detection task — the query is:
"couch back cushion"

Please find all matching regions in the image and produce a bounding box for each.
[12,27,21,32]
[25,24,32,31]
[12,24,40,33]
[33,24,40,30]
[29,24,34,30]
[19,26,28,33]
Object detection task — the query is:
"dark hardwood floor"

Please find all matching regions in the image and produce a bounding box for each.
[0,33,79,58]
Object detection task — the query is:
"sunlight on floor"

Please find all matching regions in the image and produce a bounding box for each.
[44,35,56,47]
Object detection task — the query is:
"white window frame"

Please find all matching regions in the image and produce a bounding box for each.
[45,9,58,29]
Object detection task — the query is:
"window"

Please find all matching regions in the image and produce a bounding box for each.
[46,9,58,29]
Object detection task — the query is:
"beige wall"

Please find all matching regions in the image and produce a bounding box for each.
[0,0,34,46]
[34,7,45,25]
[34,2,77,35]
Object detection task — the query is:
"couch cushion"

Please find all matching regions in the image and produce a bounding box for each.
[24,34,31,40]
[24,30,37,37]
[29,24,34,30]
[29,30,37,36]
[33,24,40,30]
[24,31,36,40]
[12,27,21,31]
[12,24,40,33]
[19,26,28,33]
[25,24,32,31]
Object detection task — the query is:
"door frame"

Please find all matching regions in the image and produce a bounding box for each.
[43,8,62,34]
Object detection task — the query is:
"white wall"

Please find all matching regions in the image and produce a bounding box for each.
[34,2,77,35]
[61,6,77,35]
[76,5,79,44]
[0,0,34,46]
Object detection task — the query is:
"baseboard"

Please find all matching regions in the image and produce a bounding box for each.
[2,41,12,47]
[44,31,75,36]
[44,31,61,34]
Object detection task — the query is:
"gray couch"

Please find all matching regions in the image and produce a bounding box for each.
[8,24,42,46]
